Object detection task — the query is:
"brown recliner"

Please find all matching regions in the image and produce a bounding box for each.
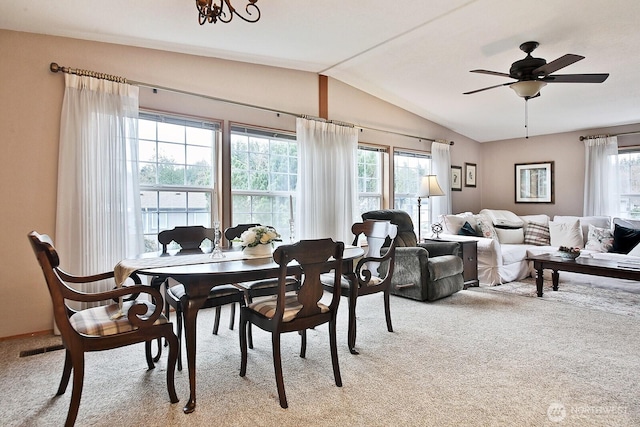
[361,210,464,301]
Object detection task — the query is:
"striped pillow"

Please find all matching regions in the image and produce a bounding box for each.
[524,221,550,246]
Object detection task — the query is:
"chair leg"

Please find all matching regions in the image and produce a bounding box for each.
[329,317,342,388]
[212,306,221,335]
[65,350,85,427]
[164,329,180,404]
[145,341,156,370]
[384,290,393,333]
[347,292,358,355]
[300,329,307,358]
[56,349,73,395]
[272,333,288,409]
[228,303,236,330]
[239,311,248,377]
[176,307,183,372]
[164,298,170,347]
[153,337,162,362]
[248,324,254,349]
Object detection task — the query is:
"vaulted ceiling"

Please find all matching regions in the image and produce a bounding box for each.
[2,0,639,142]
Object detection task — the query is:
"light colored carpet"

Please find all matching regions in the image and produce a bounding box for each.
[2,286,639,426]
[488,274,640,318]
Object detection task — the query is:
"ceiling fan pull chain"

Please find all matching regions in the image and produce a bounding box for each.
[524,99,529,139]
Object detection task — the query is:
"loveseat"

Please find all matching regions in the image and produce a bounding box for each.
[438,209,640,286]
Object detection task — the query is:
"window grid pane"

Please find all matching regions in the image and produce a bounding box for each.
[231,128,297,240]
[619,150,640,219]
[357,148,383,215]
[139,113,220,252]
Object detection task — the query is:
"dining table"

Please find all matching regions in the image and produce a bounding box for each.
[114,244,364,414]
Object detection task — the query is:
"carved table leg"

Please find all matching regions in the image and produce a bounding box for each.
[552,270,559,291]
[535,265,544,297]
[182,293,208,414]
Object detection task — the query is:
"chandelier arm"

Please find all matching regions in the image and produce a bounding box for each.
[196,0,260,25]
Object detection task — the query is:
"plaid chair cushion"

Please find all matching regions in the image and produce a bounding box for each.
[167,283,242,300]
[524,221,551,246]
[321,272,383,290]
[69,300,167,337]
[248,294,329,322]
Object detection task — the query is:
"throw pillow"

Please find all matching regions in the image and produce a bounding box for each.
[494,227,525,244]
[442,213,476,235]
[549,220,584,248]
[458,221,477,236]
[476,215,498,240]
[612,224,640,254]
[524,221,550,246]
[584,224,614,252]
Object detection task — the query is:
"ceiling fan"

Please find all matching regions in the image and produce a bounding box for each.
[463,41,609,99]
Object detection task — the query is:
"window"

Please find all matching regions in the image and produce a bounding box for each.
[393,150,432,237]
[230,125,297,240]
[357,146,384,214]
[138,112,221,252]
[618,149,640,218]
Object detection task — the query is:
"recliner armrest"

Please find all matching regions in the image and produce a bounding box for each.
[418,241,460,257]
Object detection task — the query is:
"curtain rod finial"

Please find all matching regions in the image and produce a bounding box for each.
[50,63,60,73]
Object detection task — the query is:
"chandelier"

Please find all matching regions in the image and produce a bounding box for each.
[196,0,261,25]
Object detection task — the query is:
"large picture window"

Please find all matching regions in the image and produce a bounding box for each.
[394,150,432,237]
[230,125,297,239]
[138,112,220,252]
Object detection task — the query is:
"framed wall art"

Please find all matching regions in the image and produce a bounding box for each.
[465,163,477,187]
[451,165,462,191]
[515,161,554,203]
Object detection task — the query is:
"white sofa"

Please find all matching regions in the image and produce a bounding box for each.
[439,210,640,286]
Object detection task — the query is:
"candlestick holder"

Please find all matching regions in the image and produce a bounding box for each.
[289,219,295,242]
[211,221,225,258]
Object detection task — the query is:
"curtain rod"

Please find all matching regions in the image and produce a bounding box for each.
[579,130,640,141]
[50,62,453,145]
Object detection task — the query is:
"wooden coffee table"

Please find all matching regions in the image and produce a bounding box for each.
[528,253,640,297]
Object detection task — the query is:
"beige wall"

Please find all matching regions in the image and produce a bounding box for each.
[0,30,484,338]
[481,124,640,217]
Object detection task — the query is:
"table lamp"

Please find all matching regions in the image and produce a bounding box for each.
[416,175,445,241]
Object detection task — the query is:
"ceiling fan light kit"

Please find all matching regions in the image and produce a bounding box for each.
[510,80,547,98]
[196,0,260,25]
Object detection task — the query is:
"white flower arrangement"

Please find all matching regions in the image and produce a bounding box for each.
[238,226,281,248]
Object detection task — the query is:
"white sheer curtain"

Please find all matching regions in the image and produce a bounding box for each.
[583,135,619,216]
[431,141,452,220]
[56,74,143,306]
[296,118,359,244]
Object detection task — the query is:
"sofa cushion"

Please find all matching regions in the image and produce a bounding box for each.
[520,214,550,228]
[584,224,614,252]
[480,209,524,228]
[523,221,551,246]
[495,227,525,244]
[549,220,584,248]
[442,213,476,235]
[612,223,640,254]
[553,215,610,246]
[501,244,529,265]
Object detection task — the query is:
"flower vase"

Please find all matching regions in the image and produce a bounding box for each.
[243,243,273,258]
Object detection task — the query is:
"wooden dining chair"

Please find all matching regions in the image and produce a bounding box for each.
[28,231,179,427]
[158,225,245,371]
[239,238,345,408]
[321,220,398,354]
[225,223,300,349]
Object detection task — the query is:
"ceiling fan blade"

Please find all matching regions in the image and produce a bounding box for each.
[470,69,512,78]
[533,54,584,75]
[463,82,512,95]
[542,73,609,83]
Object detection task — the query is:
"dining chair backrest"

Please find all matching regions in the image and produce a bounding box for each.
[158,225,215,253]
[351,220,398,280]
[224,223,260,248]
[272,238,345,322]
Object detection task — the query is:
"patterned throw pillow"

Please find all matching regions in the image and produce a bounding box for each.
[476,215,498,240]
[585,224,613,252]
[524,221,550,246]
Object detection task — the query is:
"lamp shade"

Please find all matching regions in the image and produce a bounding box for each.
[417,175,445,198]
[509,80,547,98]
